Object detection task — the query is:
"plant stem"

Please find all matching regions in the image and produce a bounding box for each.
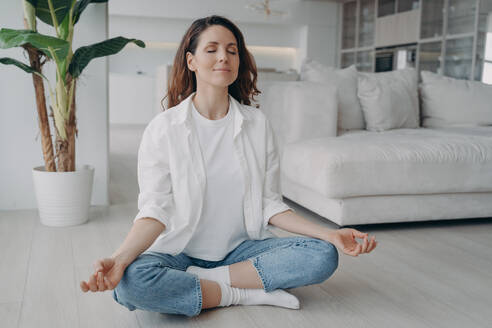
[67,78,75,119]
[26,47,57,172]
[65,0,76,73]
[47,0,60,37]
[22,12,55,171]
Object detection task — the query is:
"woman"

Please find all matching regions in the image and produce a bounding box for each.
[80,15,377,317]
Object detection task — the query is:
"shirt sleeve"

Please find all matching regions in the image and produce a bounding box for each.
[134,123,176,233]
[262,117,295,229]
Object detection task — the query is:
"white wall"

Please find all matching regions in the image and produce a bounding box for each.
[108,0,338,29]
[108,24,301,76]
[109,73,156,124]
[108,0,339,124]
[0,2,109,210]
[109,0,339,69]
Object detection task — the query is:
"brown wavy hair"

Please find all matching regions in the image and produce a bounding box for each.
[162,15,261,110]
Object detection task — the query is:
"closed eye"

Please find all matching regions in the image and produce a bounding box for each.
[207,50,237,54]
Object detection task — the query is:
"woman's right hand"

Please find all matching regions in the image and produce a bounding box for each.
[80,258,126,293]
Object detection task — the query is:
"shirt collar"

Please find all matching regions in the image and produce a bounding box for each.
[170,91,250,139]
[170,92,250,124]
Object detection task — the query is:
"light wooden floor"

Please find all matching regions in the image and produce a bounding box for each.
[1,124,490,328]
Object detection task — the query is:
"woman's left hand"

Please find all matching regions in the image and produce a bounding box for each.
[327,228,378,257]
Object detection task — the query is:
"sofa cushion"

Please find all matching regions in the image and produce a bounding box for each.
[281,127,492,198]
[257,80,338,158]
[357,68,419,132]
[420,71,492,127]
[300,58,365,132]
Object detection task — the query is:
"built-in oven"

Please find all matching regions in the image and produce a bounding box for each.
[375,44,417,72]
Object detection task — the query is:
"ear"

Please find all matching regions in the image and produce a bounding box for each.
[186,51,195,72]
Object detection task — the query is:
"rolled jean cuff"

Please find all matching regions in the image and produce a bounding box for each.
[248,257,271,292]
[191,274,203,317]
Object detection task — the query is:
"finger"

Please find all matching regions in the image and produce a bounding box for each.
[104,277,113,290]
[366,237,375,252]
[367,236,377,252]
[371,240,378,251]
[97,272,105,291]
[370,237,378,251]
[88,273,98,292]
[361,236,369,253]
[80,281,89,292]
[352,230,368,240]
[347,244,361,257]
[355,243,362,255]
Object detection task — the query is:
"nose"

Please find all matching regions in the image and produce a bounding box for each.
[218,49,228,62]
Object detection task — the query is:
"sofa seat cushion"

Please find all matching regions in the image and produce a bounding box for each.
[281,127,492,198]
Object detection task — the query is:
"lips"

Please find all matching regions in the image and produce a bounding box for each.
[214,68,231,71]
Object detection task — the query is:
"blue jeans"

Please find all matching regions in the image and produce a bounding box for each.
[112,236,339,317]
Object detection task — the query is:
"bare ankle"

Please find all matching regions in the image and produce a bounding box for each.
[229,260,264,289]
[200,279,221,309]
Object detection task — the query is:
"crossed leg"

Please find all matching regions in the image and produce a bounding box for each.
[112,236,338,316]
[200,236,339,308]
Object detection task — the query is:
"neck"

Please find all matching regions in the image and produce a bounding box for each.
[192,84,230,120]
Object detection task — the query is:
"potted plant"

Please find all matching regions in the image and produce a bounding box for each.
[0,0,145,226]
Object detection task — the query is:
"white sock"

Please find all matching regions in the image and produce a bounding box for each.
[217,281,300,309]
[186,265,231,285]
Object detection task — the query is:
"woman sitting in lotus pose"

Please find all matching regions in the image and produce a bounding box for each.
[80,15,377,317]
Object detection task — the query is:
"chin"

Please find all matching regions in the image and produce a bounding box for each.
[210,79,235,88]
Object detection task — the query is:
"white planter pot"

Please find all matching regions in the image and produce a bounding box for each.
[32,164,95,227]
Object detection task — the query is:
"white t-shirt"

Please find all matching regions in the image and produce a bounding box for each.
[182,100,250,261]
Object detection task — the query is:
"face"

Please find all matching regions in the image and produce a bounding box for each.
[186,25,240,88]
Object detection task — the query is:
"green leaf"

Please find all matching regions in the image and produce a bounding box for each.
[0,57,48,80]
[73,0,108,25]
[0,57,36,73]
[69,37,145,78]
[25,0,72,27]
[0,28,69,60]
[58,11,70,40]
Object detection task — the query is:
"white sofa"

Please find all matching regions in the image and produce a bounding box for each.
[257,64,492,227]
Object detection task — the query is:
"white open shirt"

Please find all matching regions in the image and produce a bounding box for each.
[135,91,294,256]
